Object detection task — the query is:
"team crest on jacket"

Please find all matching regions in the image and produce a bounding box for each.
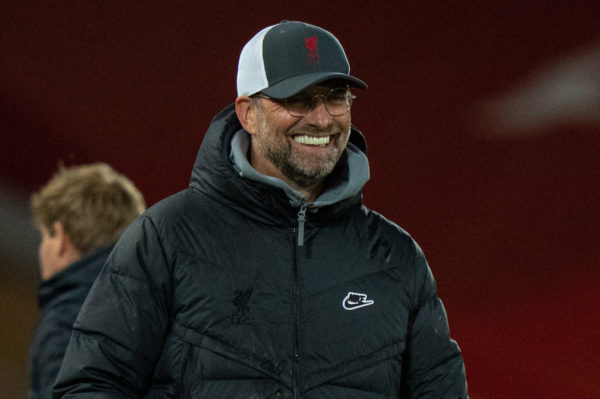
[342,292,374,310]
[230,288,253,324]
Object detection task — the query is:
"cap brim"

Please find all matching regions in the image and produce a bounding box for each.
[261,72,367,99]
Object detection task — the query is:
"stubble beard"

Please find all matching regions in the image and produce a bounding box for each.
[255,108,349,189]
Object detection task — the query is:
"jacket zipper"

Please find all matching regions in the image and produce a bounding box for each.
[292,203,307,397]
[293,246,300,398]
[296,203,308,247]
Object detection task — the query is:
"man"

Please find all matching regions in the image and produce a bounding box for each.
[54,21,468,398]
[29,163,145,399]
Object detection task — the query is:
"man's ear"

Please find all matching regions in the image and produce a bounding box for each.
[52,221,70,255]
[52,221,79,260]
[235,96,257,135]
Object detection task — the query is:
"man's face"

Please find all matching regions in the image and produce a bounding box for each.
[38,225,60,280]
[251,84,352,189]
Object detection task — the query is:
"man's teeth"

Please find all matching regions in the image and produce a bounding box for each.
[293,135,330,145]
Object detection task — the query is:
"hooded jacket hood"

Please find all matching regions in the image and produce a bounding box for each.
[189,104,370,225]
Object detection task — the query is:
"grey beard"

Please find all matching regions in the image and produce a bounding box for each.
[271,150,337,188]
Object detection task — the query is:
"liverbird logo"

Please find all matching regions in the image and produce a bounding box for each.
[231,288,253,324]
[305,35,319,64]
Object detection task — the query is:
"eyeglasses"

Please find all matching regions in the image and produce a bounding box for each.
[253,86,356,117]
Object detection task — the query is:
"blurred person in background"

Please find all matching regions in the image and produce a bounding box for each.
[29,163,145,399]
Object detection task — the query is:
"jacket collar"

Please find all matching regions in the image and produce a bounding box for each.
[38,246,112,309]
[229,130,369,208]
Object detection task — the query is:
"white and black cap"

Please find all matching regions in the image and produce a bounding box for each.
[237,21,367,99]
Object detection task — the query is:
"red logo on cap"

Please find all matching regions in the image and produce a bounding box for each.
[305,35,319,64]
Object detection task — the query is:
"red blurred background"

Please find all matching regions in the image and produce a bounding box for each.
[1,2,599,398]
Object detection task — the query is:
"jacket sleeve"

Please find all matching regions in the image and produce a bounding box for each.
[399,243,469,398]
[53,216,172,398]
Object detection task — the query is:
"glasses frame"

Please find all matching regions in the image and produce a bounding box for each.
[253,86,356,118]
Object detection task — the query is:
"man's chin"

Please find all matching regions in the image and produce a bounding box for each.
[285,161,338,188]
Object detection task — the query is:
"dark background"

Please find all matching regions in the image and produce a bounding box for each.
[2,2,599,398]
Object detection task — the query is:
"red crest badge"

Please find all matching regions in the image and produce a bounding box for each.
[305,35,319,64]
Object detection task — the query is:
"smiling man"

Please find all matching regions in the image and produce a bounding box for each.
[54,21,468,398]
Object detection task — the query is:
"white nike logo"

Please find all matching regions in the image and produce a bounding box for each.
[342,292,375,310]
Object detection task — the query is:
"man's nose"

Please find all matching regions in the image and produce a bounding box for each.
[302,97,331,127]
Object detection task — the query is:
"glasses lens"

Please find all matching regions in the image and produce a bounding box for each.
[285,91,313,117]
[283,87,353,117]
[325,88,352,116]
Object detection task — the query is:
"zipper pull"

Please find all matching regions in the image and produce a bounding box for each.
[297,204,307,247]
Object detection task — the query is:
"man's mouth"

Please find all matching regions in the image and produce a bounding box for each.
[293,135,331,146]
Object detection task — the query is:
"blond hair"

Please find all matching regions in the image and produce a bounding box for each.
[31,163,146,255]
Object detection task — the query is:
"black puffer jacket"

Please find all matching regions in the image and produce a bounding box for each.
[29,246,112,399]
[54,105,467,398]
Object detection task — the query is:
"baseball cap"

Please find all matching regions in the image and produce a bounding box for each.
[237,21,367,99]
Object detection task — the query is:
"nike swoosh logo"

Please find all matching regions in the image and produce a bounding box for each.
[342,292,374,310]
